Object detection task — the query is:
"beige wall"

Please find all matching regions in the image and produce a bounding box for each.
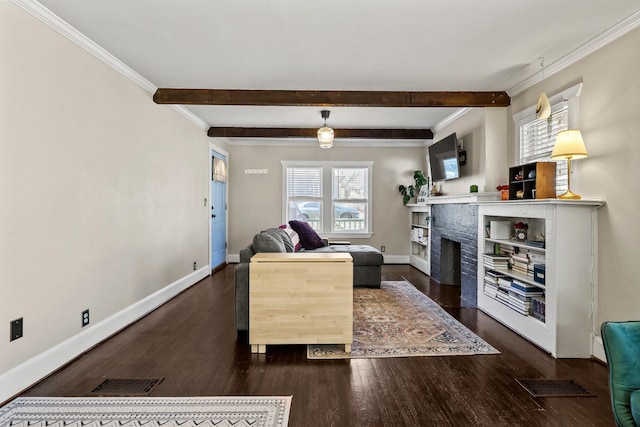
[431,108,510,195]
[225,144,426,257]
[0,3,212,374]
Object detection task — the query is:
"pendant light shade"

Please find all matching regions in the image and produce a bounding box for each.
[536,92,551,120]
[317,110,334,149]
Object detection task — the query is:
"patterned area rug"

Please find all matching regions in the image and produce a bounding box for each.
[0,396,291,427]
[308,281,499,359]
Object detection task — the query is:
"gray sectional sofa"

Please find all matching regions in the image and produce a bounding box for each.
[234,227,383,332]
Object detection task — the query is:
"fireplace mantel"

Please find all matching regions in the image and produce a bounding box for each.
[425,192,500,205]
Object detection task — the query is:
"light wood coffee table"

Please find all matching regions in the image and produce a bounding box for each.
[249,252,353,354]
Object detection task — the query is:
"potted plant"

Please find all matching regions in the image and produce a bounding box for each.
[398,170,428,205]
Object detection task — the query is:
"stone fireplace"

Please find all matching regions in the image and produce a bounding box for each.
[430,202,478,307]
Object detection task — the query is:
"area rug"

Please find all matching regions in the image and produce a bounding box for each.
[307,280,499,359]
[0,396,292,427]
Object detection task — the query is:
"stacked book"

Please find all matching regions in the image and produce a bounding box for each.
[511,252,531,276]
[483,269,509,299]
[495,276,513,306]
[507,279,545,316]
[482,253,510,269]
[524,240,545,249]
[531,296,546,322]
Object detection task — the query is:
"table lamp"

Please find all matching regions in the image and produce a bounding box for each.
[550,129,588,199]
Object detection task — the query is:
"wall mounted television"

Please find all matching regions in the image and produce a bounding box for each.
[428,132,461,182]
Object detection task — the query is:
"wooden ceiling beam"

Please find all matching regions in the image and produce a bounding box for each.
[208,127,433,139]
[154,89,510,107]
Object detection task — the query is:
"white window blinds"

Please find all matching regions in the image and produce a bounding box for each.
[519,106,569,195]
[286,167,322,199]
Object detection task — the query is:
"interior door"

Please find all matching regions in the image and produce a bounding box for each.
[211,152,227,271]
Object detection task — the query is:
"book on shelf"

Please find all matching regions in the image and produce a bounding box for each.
[528,253,546,264]
[510,280,544,295]
[483,253,510,261]
[483,287,498,299]
[485,269,509,279]
[499,245,515,255]
[508,295,532,310]
[508,290,531,303]
[511,253,529,264]
[497,277,512,289]
[496,290,510,305]
[483,253,510,269]
[484,279,499,290]
[506,301,530,315]
[531,296,546,322]
[524,240,545,249]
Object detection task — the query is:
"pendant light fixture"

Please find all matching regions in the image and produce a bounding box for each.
[317,110,334,149]
[536,58,551,120]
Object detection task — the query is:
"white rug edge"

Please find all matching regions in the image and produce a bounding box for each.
[1,395,293,426]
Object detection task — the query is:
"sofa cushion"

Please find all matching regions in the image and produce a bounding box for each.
[288,220,325,250]
[252,232,286,253]
[309,244,383,266]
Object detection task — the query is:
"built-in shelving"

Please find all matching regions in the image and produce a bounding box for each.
[407,204,431,275]
[476,199,604,358]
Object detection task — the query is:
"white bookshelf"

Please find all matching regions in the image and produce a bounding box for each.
[407,204,431,275]
[476,199,604,358]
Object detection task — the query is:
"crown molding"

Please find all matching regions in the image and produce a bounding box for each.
[432,108,472,135]
[11,0,208,130]
[508,9,640,96]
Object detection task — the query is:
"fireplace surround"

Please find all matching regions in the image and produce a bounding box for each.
[430,202,478,307]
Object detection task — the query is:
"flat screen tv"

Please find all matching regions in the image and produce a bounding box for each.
[428,132,461,181]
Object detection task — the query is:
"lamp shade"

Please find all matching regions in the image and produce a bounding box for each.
[317,126,334,149]
[551,130,588,160]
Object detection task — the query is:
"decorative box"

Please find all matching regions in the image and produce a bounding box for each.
[489,221,511,240]
[533,264,546,285]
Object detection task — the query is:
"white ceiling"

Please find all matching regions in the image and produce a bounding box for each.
[28,0,640,143]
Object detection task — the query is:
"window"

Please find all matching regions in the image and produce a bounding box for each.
[513,83,582,196]
[283,161,373,237]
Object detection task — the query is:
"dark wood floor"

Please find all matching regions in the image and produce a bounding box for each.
[21,265,614,426]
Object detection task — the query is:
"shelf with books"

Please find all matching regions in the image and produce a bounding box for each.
[476,200,603,358]
[485,238,546,253]
[407,205,431,275]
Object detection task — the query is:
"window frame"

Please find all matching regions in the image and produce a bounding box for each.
[513,83,582,196]
[282,160,374,238]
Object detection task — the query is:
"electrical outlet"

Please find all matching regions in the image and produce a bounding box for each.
[10,318,23,341]
[381,246,385,252]
[193,261,197,271]
[82,309,90,327]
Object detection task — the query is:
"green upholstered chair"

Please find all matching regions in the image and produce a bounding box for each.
[601,321,640,427]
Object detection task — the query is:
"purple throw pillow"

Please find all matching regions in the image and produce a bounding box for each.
[288,220,325,250]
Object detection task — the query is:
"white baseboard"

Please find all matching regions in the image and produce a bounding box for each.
[592,334,606,363]
[383,255,409,264]
[0,266,210,404]
[228,253,240,263]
